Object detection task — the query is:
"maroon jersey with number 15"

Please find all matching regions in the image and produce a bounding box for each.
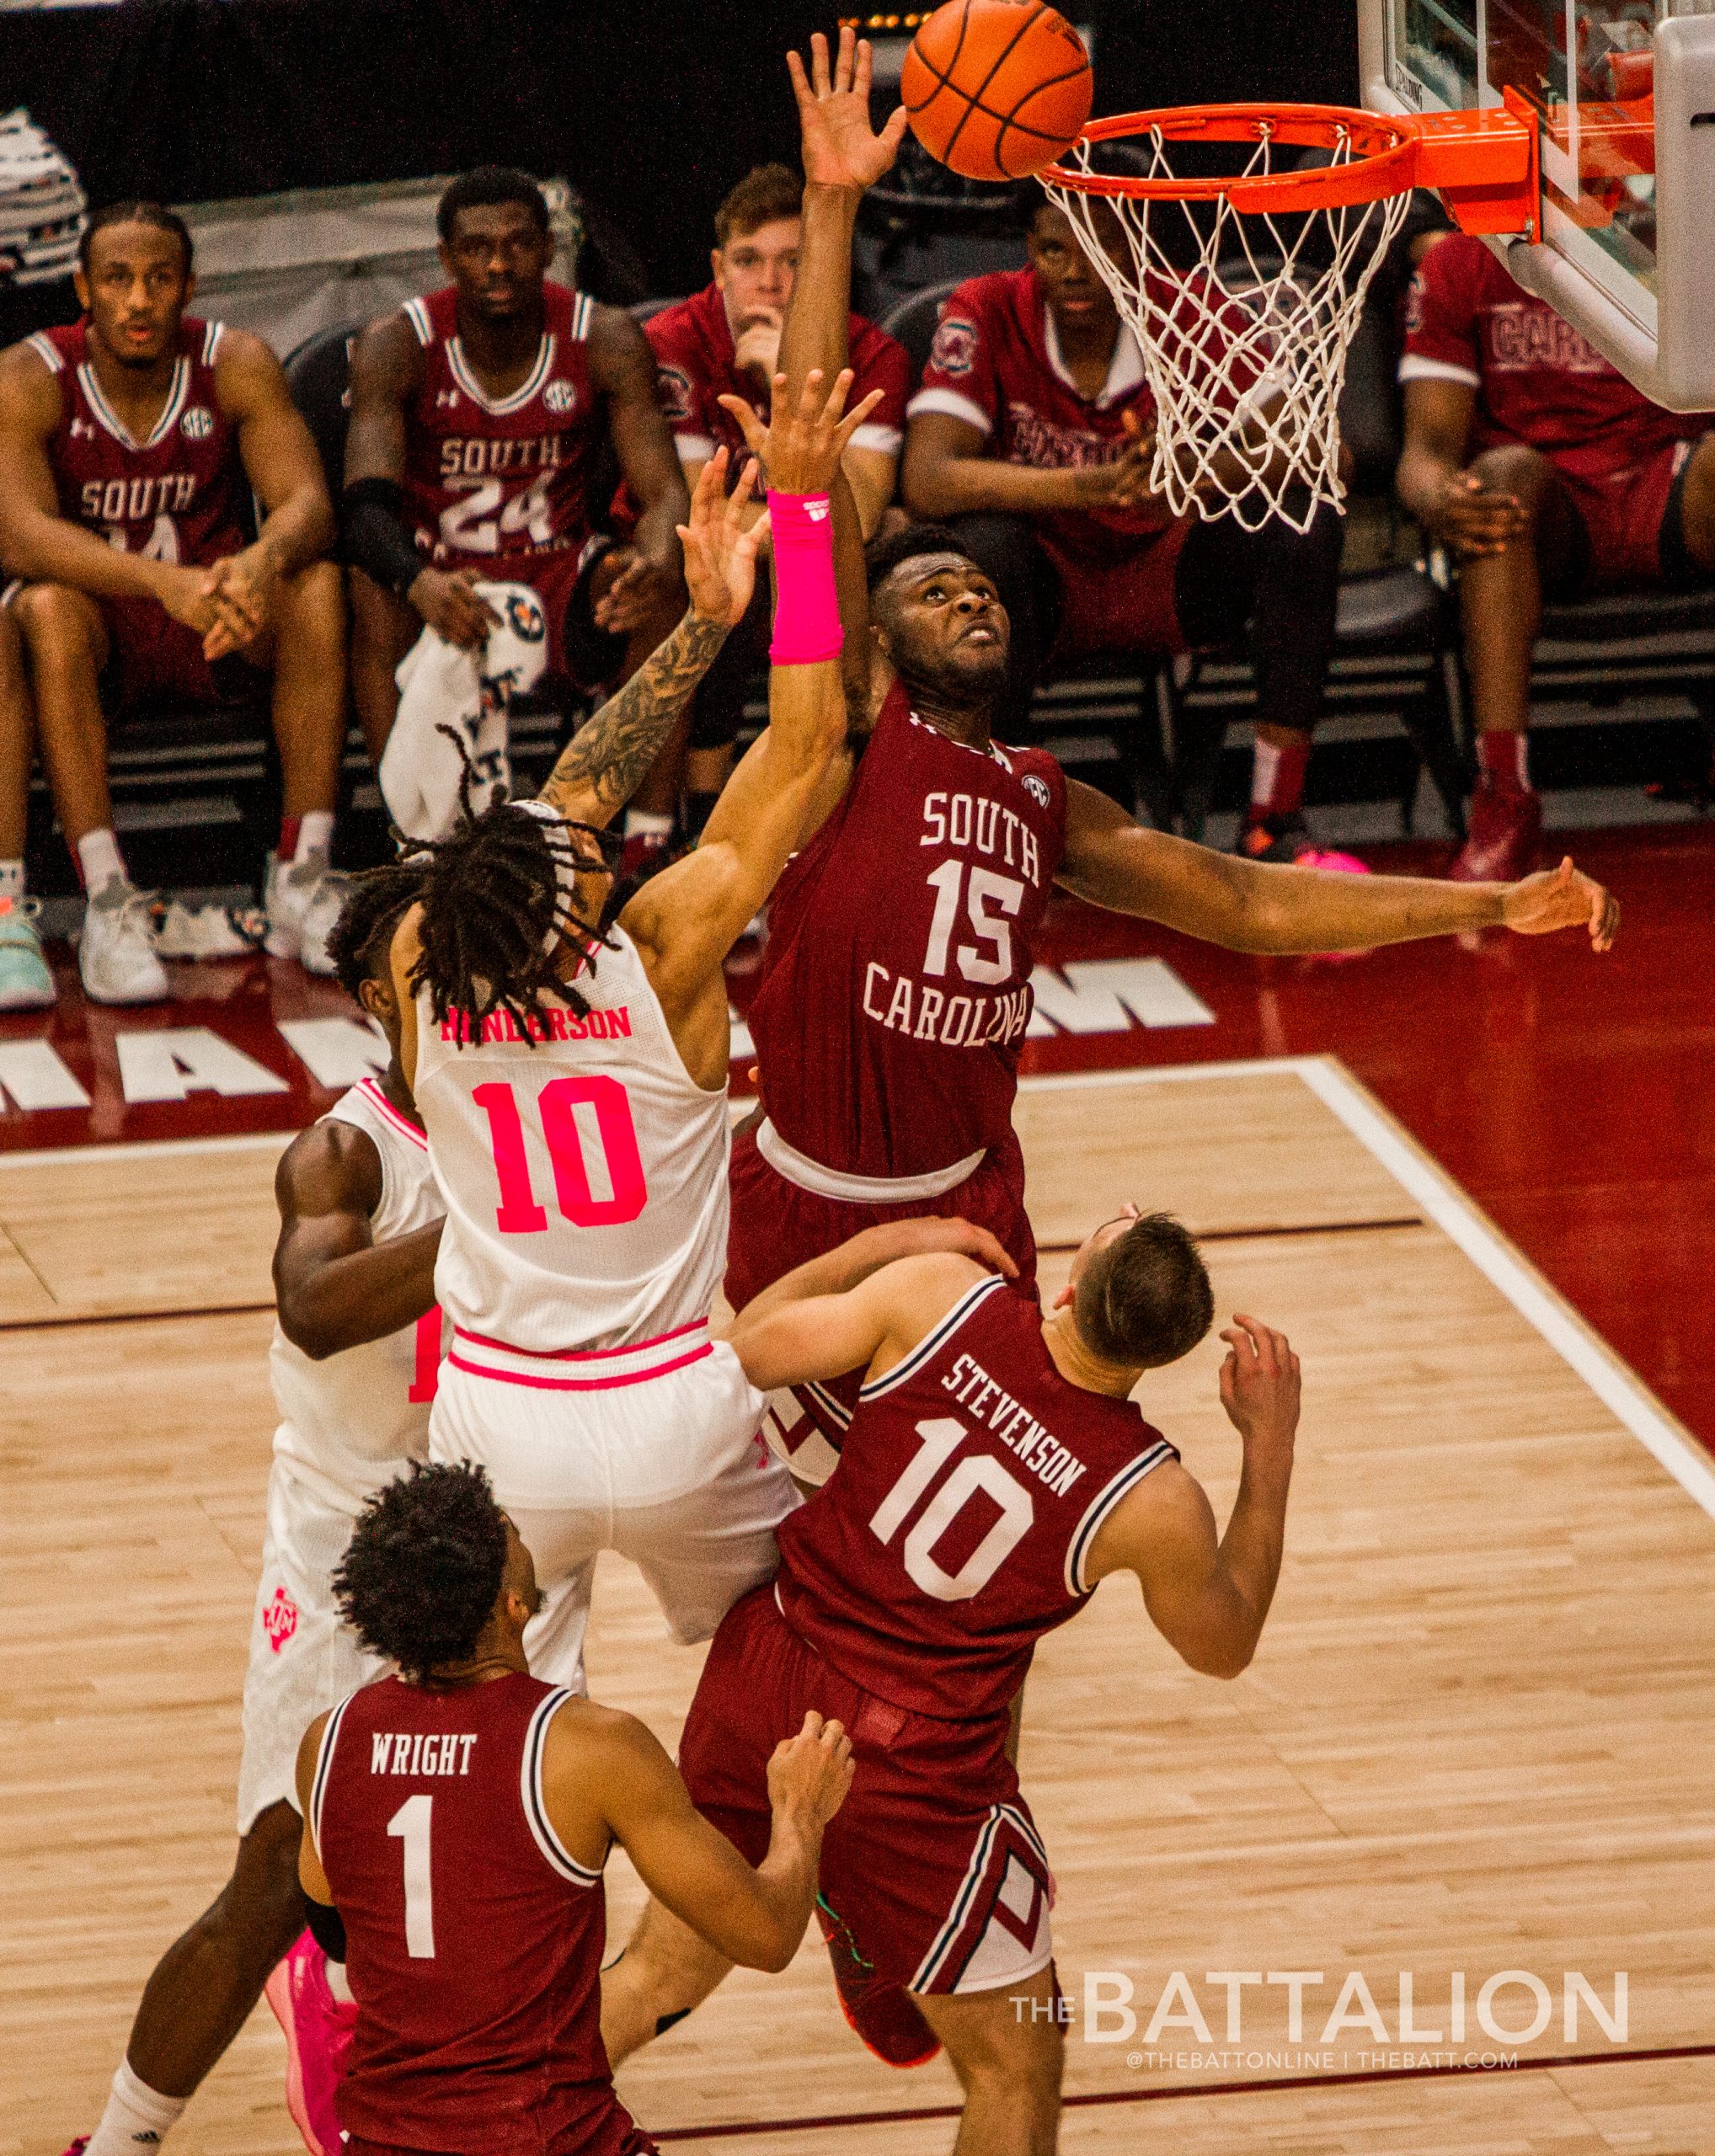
[26,316,249,568]
[310,1668,653,2156]
[775,1272,1179,1723]
[745,680,1067,1184]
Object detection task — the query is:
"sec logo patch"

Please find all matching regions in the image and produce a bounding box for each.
[180,405,215,441]
[543,379,576,414]
[1023,774,1051,808]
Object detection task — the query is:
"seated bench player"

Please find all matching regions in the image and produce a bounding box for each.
[901,195,1346,861]
[1397,231,1715,881]
[342,167,690,804]
[603,1209,1300,2156]
[0,201,346,1006]
[628,163,910,852]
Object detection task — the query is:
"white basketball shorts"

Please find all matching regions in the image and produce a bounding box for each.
[429,1319,800,1688]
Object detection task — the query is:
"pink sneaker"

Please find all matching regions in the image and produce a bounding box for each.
[60,2139,89,2155]
[1293,846,1370,875]
[264,1929,356,2156]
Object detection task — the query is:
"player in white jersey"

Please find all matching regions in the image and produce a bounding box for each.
[63,867,444,2156]
[390,371,877,1678]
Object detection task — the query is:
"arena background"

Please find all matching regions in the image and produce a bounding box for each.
[0,0,1359,332]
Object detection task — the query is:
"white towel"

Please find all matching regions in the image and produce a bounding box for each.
[380,580,548,841]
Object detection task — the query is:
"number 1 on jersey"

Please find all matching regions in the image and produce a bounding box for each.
[387,1793,436,1957]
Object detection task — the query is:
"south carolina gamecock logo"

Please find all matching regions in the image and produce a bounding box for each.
[543,379,576,414]
[505,591,546,643]
[262,1586,299,1654]
[929,316,979,377]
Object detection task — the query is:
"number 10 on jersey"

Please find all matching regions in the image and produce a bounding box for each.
[473,1076,648,1233]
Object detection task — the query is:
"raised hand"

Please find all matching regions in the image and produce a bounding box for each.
[1218,1314,1301,1457]
[788,28,910,194]
[718,366,884,499]
[680,448,768,630]
[1501,854,1620,950]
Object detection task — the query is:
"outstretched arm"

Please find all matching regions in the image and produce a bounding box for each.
[585,303,690,634]
[272,1118,441,1359]
[729,1226,1015,1391]
[545,1703,852,1974]
[1059,779,1619,952]
[620,366,880,1006]
[779,29,911,718]
[537,451,761,827]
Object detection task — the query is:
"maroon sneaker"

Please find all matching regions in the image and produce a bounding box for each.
[1448,780,1541,883]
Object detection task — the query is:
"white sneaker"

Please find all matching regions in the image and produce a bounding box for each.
[78,877,168,1006]
[264,850,347,977]
[154,896,266,959]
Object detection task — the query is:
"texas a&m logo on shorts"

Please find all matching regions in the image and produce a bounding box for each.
[262,1585,299,1654]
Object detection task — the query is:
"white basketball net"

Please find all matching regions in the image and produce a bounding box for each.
[1041,124,1410,533]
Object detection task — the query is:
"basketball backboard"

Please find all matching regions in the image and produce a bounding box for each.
[1358,0,1715,407]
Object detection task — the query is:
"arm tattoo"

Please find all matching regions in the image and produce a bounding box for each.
[539,609,729,819]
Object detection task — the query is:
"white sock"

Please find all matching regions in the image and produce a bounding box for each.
[1249,736,1281,810]
[85,2059,187,2156]
[0,858,23,902]
[76,829,126,894]
[623,809,674,841]
[326,1956,354,2005]
[293,809,334,862]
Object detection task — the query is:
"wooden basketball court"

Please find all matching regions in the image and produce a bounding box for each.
[4,1060,1712,2154]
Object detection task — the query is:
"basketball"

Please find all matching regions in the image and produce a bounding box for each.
[901,0,1094,183]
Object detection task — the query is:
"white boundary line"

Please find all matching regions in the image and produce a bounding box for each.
[1021,1056,1715,1520]
[1292,1055,1715,1522]
[0,1129,292,1171]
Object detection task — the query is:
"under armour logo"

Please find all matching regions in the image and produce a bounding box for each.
[70,418,94,438]
[436,389,459,407]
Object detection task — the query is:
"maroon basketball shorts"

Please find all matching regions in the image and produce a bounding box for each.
[96,593,265,715]
[725,1121,1037,1482]
[344,2087,655,2156]
[1039,515,1196,659]
[679,1585,1055,2068]
[1557,439,1695,593]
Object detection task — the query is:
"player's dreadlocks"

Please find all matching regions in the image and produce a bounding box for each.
[326,860,430,1003]
[333,1460,510,1684]
[403,735,619,1048]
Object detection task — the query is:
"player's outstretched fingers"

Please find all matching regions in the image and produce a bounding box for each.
[830,385,886,459]
[714,388,769,460]
[1230,1313,1282,1373]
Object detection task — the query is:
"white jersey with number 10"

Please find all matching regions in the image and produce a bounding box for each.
[413,924,730,1353]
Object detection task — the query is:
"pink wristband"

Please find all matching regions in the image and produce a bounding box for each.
[768,491,844,664]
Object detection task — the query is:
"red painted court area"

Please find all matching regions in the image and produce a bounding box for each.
[3,822,1711,1449]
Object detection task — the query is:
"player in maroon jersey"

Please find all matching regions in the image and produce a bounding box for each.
[723,34,1620,1483]
[343,168,690,825]
[297,1460,852,2154]
[629,163,909,846]
[903,198,1349,862]
[0,201,346,1006]
[603,1208,1297,2143]
[1397,232,1715,881]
